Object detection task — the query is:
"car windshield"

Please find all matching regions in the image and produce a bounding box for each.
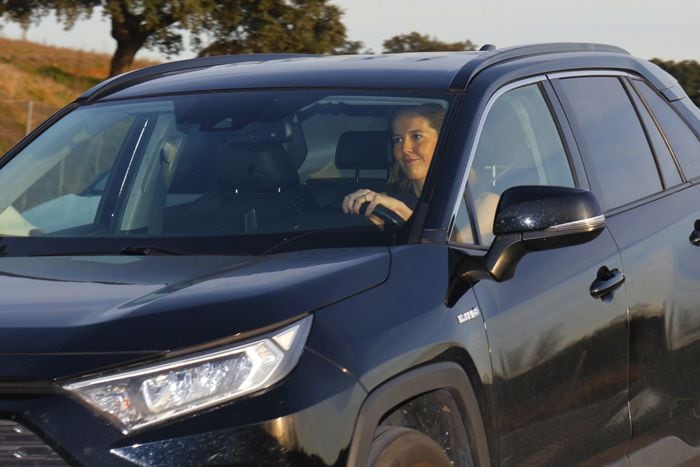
[0,90,450,256]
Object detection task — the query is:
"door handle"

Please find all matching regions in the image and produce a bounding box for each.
[691,231,700,246]
[691,220,700,246]
[590,268,625,299]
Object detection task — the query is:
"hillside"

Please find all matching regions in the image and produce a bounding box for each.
[0,37,157,154]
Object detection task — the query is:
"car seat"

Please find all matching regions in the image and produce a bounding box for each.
[164,124,317,234]
[305,130,393,208]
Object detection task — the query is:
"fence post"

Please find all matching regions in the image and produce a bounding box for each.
[25,100,34,135]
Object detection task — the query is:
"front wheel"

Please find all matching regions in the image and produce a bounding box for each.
[369,427,453,467]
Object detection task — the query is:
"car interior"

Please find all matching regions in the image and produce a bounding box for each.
[0,93,449,237]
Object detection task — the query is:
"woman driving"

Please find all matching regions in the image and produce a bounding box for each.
[341,104,444,224]
[342,103,500,243]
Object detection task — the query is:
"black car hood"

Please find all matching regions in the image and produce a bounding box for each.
[0,248,388,378]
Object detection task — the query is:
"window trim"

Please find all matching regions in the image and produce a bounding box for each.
[547,70,635,80]
[540,79,591,191]
[603,181,693,218]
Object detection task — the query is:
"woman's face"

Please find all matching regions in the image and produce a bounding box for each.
[392,113,439,183]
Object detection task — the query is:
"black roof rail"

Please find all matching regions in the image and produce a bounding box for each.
[449,42,630,90]
[77,53,318,103]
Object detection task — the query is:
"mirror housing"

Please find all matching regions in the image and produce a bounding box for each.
[485,185,605,281]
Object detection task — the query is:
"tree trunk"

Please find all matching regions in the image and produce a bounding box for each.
[109,39,145,77]
[109,14,149,77]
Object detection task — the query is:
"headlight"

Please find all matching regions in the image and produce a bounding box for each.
[64,315,312,433]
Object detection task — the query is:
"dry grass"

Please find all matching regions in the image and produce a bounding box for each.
[0,37,159,153]
[0,37,157,84]
[0,62,77,104]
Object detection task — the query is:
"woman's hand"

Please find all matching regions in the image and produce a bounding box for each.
[342,189,413,225]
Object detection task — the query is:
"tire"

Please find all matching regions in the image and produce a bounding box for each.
[368,427,453,467]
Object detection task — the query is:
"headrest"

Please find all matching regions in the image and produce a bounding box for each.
[217,143,299,192]
[286,121,308,170]
[224,120,293,144]
[335,131,392,170]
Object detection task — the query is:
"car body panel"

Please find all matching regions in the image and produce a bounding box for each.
[0,247,388,360]
[601,186,700,453]
[306,242,499,463]
[472,227,629,465]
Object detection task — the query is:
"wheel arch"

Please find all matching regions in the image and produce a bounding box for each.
[347,361,491,467]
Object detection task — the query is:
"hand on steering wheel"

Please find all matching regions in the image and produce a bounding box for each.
[342,189,411,226]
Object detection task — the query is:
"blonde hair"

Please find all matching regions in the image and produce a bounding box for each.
[386,104,446,193]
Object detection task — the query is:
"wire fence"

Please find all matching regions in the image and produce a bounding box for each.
[0,100,62,154]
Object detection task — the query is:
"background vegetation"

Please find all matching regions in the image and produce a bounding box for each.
[0,0,355,76]
[0,37,155,153]
[651,59,700,107]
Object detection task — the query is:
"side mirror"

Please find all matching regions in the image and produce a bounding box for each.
[485,185,605,281]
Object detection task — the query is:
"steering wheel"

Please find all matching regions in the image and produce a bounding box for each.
[359,201,405,226]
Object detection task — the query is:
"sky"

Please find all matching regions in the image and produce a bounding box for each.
[0,0,698,62]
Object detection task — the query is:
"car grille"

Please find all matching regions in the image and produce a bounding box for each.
[0,420,68,466]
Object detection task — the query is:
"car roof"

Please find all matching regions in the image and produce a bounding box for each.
[84,52,484,100]
[78,43,682,103]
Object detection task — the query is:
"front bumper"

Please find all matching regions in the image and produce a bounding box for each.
[0,350,364,466]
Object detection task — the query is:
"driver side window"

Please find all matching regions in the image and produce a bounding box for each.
[451,82,575,245]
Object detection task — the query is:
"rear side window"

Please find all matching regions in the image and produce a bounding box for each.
[625,80,682,188]
[632,80,700,180]
[559,76,662,210]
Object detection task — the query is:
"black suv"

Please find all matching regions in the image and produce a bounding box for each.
[0,43,699,467]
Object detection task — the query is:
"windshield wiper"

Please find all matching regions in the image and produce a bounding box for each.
[261,230,324,256]
[119,245,182,256]
[261,228,395,256]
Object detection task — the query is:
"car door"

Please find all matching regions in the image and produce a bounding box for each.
[449,76,630,466]
[553,71,700,465]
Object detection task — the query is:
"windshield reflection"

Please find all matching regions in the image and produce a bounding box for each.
[0,90,450,255]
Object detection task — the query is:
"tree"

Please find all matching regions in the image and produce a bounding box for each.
[334,40,365,55]
[0,0,353,78]
[0,0,215,77]
[103,0,217,77]
[650,58,700,107]
[195,0,350,56]
[0,0,43,30]
[383,32,476,53]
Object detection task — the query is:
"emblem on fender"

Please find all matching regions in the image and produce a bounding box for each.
[457,306,480,324]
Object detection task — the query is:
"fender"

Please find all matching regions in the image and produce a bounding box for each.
[347,361,491,467]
